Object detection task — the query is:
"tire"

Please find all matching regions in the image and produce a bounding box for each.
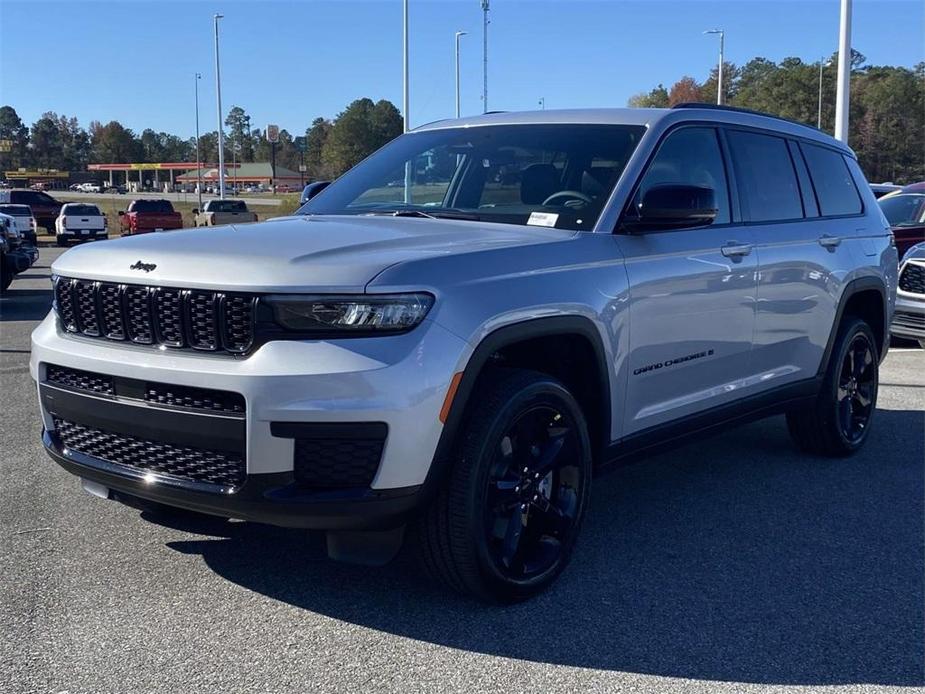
[56,236,67,247]
[0,265,12,293]
[787,317,879,456]
[419,369,592,602]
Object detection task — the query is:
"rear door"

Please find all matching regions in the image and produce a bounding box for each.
[616,125,759,435]
[731,130,862,385]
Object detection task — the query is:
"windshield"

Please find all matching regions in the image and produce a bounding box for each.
[63,204,101,216]
[130,200,174,213]
[879,194,925,226]
[208,200,246,212]
[0,205,32,217]
[299,124,645,231]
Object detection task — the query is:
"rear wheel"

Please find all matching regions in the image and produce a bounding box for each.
[419,369,592,602]
[787,317,879,456]
[56,235,67,247]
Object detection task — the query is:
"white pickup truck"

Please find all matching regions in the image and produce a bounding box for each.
[193,199,258,227]
[55,202,107,246]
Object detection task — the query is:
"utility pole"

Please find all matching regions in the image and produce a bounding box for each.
[703,29,724,105]
[214,14,226,199]
[403,0,411,203]
[817,57,832,130]
[481,0,489,113]
[455,31,467,118]
[194,72,202,210]
[834,0,852,143]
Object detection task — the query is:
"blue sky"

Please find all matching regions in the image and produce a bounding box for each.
[2,0,922,139]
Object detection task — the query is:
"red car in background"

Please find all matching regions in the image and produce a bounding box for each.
[878,193,925,259]
[0,188,62,232]
[118,199,184,235]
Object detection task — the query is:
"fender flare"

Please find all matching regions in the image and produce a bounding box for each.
[422,315,612,497]
[818,276,888,376]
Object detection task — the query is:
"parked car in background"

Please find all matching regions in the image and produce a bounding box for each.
[880,181,925,200]
[193,199,258,227]
[104,184,127,195]
[878,193,925,259]
[0,204,38,247]
[870,182,902,198]
[0,189,62,232]
[78,182,102,193]
[55,203,108,246]
[0,213,32,292]
[299,180,332,206]
[118,199,183,235]
[892,242,925,348]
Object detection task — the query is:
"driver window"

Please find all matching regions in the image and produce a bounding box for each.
[636,127,730,225]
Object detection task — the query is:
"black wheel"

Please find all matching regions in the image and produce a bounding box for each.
[0,266,12,293]
[419,369,592,602]
[56,236,67,247]
[787,317,879,456]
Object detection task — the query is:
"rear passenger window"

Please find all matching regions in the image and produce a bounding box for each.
[727,130,803,222]
[800,143,863,216]
[636,127,730,225]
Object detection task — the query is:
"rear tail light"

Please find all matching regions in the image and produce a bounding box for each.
[62,217,67,229]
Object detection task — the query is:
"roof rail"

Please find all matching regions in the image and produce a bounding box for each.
[670,102,822,132]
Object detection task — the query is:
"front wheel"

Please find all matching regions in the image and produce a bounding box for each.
[419,369,592,602]
[787,317,879,456]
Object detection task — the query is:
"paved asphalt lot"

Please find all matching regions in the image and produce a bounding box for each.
[2,249,923,694]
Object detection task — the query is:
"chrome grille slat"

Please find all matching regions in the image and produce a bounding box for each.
[54,276,255,355]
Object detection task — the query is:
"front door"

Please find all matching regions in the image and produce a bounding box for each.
[615,126,758,435]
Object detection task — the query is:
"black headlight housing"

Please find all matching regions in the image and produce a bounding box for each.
[258,293,434,339]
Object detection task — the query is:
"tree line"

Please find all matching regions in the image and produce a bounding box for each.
[0,97,403,182]
[628,51,924,184]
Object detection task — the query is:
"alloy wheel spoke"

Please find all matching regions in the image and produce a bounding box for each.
[854,386,873,409]
[532,434,566,478]
[501,507,526,568]
[840,397,854,435]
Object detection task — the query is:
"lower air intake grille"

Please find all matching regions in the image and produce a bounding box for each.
[46,364,114,396]
[144,383,246,415]
[293,437,385,489]
[55,418,245,488]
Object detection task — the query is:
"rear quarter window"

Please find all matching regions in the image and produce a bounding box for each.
[727,130,804,222]
[800,142,863,216]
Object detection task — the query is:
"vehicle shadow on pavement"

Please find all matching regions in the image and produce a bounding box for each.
[165,409,924,687]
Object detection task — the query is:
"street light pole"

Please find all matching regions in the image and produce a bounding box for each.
[194,72,202,210]
[704,29,725,105]
[481,0,489,113]
[214,13,225,199]
[455,30,467,118]
[834,0,852,142]
[403,0,411,204]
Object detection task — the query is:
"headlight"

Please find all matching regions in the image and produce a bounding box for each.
[264,293,433,334]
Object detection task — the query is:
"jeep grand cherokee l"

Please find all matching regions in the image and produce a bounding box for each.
[32,105,896,601]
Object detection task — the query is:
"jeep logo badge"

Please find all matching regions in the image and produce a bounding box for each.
[130,260,157,272]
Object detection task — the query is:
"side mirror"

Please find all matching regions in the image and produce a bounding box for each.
[300,180,332,205]
[117,210,125,216]
[191,208,198,215]
[622,184,717,233]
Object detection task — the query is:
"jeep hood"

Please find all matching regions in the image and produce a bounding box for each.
[51,214,574,292]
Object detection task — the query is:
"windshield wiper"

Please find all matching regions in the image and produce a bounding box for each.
[363,209,481,221]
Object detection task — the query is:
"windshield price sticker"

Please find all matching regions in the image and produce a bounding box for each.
[527,212,559,227]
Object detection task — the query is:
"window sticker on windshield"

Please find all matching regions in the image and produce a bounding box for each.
[527,211,558,227]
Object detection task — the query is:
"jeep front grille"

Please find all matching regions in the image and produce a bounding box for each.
[54,277,256,354]
[899,263,925,295]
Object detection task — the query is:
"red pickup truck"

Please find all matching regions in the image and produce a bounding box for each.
[118,199,184,235]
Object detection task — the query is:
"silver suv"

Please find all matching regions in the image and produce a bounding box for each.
[32,106,897,601]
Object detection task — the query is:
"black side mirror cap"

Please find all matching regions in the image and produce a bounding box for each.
[300,180,332,205]
[622,184,717,233]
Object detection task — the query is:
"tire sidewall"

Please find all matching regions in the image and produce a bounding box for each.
[461,377,592,599]
[825,318,879,452]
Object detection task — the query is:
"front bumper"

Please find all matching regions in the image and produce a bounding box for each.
[891,293,925,341]
[60,229,107,240]
[43,429,423,529]
[31,314,470,527]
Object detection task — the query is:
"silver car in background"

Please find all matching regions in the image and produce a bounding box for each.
[892,242,925,347]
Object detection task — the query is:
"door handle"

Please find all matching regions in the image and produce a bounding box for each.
[818,234,842,249]
[721,242,752,258]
